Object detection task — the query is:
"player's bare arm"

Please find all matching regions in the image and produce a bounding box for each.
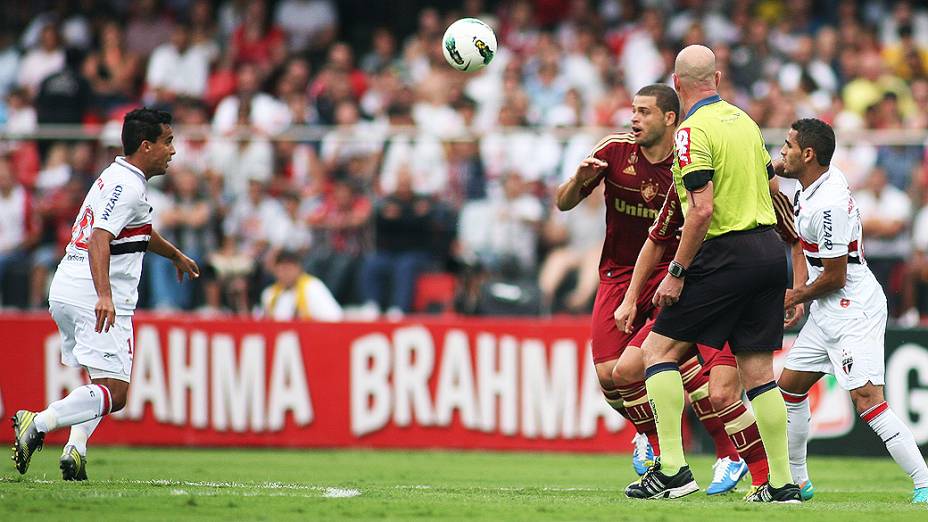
[148,228,200,282]
[785,241,808,328]
[87,228,116,333]
[653,181,713,308]
[615,238,668,333]
[555,157,607,211]
[785,255,847,309]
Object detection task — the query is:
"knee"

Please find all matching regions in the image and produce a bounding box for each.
[106,385,129,413]
[850,384,884,415]
[595,363,616,392]
[709,381,741,410]
[612,356,644,388]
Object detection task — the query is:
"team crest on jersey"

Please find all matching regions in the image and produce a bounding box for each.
[641,180,659,202]
[841,348,853,374]
[675,128,691,168]
[840,298,850,308]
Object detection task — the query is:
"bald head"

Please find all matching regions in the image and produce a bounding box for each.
[674,45,718,88]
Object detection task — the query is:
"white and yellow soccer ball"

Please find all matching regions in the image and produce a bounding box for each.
[442,18,497,73]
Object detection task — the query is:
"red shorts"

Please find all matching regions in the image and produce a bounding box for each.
[630,318,738,375]
[590,270,665,364]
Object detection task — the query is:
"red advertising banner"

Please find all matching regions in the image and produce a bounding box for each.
[0,314,643,451]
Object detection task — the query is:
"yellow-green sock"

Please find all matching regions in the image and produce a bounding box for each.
[644,363,686,475]
[747,382,792,487]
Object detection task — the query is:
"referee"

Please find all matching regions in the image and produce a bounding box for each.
[626,45,800,503]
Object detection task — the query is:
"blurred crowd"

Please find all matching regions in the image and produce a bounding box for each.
[2,0,928,323]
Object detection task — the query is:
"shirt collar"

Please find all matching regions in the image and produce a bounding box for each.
[684,94,722,120]
[115,156,147,182]
[802,169,831,200]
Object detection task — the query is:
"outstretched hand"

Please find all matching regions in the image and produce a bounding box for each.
[173,252,201,282]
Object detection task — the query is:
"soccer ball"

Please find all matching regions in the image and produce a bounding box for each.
[442,18,497,73]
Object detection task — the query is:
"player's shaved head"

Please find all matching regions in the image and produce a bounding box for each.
[674,45,717,88]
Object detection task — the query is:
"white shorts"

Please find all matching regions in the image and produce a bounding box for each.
[49,300,133,382]
[784,308,886,391]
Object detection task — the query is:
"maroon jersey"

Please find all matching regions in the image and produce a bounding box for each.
[579,132,677,282]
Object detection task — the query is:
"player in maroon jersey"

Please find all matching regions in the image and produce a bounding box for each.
[555,84,758,493]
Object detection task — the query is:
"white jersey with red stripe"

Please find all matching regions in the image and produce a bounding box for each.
[794,166,886,319]
[49,157,153,315]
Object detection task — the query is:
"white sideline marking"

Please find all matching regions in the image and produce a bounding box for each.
[323,488,361,498]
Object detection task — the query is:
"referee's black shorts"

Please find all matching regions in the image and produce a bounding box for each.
[652,226,788,353]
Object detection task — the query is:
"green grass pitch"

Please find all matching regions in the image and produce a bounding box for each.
[1,447,925,520]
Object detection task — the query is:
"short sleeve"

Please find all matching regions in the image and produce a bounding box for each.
[91,183,143,237]
[771,191,799,244]
[648,187,684,243]
[676,126,713,177]
[810,205,850,258]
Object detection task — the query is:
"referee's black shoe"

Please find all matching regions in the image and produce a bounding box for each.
[744,481,802,503]
[625,458,700,499]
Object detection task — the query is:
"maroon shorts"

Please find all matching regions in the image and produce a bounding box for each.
[590,270,665,364]
[630,318,738,375]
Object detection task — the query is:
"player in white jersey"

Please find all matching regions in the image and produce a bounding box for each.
[11,108,200,481]
[775,118,928,504]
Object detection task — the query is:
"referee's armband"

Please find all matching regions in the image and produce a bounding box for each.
[767,162,776,180]
[683,170,714,191]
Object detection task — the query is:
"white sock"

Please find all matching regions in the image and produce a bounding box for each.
[863,402,928,489]
[67,416,102,456]
[781,389,811,484]
[34,384,111,433]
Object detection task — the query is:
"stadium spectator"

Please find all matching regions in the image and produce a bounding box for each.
[145,23,210,106]
[212,63,292,137]
[188,0,221,64]
[0,159,38,306]
[124,0,175,57]
[265,189,314,263]
[81,21,141,112]
[31,175,84,309]
[229,0,286,74]
[538,183,605,313]
[361,28,399,74]
[854,167,913,316]
[319,100,383,179]
[17,23,64,97]
[259,250,343,321]
[457,170,543,277]
[207,98,274,198]
[307,176,372,306]
[147,166,216,310]
[360,168,434,317]
[273,0,337,53]
[0,29,21,99]
[3,88,37,135]
[35,48,91,126]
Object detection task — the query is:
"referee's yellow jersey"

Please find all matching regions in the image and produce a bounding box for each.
[672,95,776,239]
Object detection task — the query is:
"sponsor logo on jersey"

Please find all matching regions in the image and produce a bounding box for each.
[623,164,636,175]
[675,128,691,168]
[822,209,833,250]
[101,185,124,221]
[615,198,658,220]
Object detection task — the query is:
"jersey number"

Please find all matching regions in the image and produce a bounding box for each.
[69,207,94,251]
[675,128,691,168]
